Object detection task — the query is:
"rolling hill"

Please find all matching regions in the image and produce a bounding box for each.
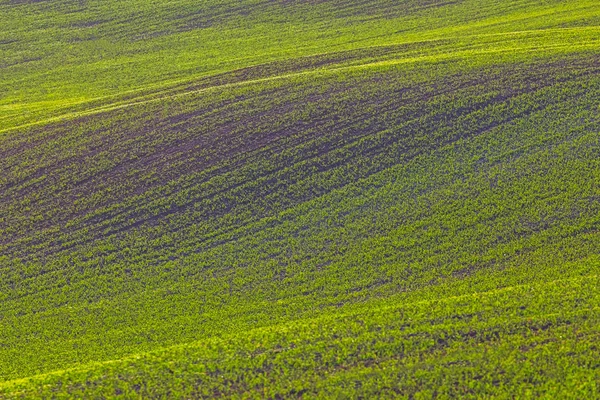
[1,0,599,397]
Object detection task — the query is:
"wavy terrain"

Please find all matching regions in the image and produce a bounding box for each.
[1,0,599,398]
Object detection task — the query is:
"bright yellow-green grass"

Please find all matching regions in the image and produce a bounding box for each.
[0,0,599,398]
[1,0,598,131]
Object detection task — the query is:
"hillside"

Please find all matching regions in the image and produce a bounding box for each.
[1,0,599,397]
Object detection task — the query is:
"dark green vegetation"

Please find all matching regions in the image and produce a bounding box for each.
[1,0,600,398]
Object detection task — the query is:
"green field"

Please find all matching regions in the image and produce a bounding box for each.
[1,0,599,397]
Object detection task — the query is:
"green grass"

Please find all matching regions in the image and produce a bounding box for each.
[1,0,598,130]
[0,0,599,397]
[4,273,599,398]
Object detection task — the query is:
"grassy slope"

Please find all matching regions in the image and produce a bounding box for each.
[1,0,597,130]
[1,0,599,397]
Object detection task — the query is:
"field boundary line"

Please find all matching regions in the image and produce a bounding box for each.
[1,272,597,389]
[1,34,598,138]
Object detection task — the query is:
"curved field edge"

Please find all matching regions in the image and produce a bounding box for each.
[1,25,599,137]
[1,0,599,131]
[1,273,598,398]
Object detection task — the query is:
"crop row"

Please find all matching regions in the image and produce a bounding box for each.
[1,51,598,379]
[2,273,598,398]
